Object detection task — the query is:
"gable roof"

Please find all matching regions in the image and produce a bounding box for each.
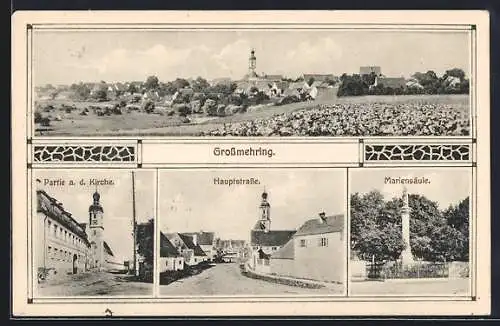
[160,232,181,257]
[103,241,114,257]
[178,233,207,256]
[251,230,296,247]
[303,74,334,82]
[294,214,344,237]
[264,74,284,81]
[271,239,294,259]
[182,232,215,246]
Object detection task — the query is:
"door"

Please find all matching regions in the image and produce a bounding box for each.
[72,254,78,274]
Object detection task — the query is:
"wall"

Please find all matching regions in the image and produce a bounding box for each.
[159,257,185,273]
[36,212,93,277]
[269,258,294,277]
[350,259,367,280]
[293,232,345,283]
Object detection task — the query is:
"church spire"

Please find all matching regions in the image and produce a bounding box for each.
[248,48,257,79]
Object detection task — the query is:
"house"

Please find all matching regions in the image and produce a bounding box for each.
[159,232,184,272]
[210,77,232,87]
[182,231,216,261]
[360,66,382,76]
[270,212,345,283]
[165,232,207,266]
[35,189,94,277]
[263,74,284,81]
[302,74,335,83]
[406,79,424,89]
[171,88,195,103]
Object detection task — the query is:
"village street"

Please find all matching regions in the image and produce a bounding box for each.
[160,263,344,296]
[37,271,153,297]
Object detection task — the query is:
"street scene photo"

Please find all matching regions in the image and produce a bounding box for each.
[33,170,155,297]
[349,168,471,296]
[33,30,470,137]
[158,169,347,296]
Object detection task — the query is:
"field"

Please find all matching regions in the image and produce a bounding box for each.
[34,94,470,137]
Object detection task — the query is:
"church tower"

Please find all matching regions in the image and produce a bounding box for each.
[88,190,105,270]
[254,189,271,233]
[248,48,258,80]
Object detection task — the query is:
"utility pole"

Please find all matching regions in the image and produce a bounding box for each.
[132,171,138,276]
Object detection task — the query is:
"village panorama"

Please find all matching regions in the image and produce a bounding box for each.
[34,48,470,137]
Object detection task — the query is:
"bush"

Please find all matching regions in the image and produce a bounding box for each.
[41,117,51,126]
[119,100,127,108]
[277,95,301,106]
[34,112,43,123]
[203,99,218,116]
[174,103,192,115]
[142,101,155,114]
[216,104,226,117]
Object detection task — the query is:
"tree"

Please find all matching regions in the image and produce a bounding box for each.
[412,70,440,94]
[173,78,190,91]
[337,74,369,97]
[136,218,154,265]
[127,83,138,94]
[444,68,466,81]
[144,75,159,90]
[350,190,405,262]
[192,77,210,93]
[307,77,315,87]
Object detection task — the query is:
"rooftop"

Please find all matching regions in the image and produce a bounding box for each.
[250,230,296,247]
[294,214,344,237]
[160,232,181,258]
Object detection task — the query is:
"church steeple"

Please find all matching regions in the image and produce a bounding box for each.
[88,190,105,270]
[248,48,257,79]
[254,188,271,232]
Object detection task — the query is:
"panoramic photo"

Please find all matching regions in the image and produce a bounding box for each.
[33,29,470,137]
[33,170,155,297]
[157,169,346,296]
[349,168,471,296]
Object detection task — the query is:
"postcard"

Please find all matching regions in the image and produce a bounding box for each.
[11,10,490,317]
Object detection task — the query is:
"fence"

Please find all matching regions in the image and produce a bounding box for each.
[366,261,451,279]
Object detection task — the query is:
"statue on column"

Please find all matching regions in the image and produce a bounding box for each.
[400,186,414,266]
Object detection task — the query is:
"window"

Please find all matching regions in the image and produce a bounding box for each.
[47,221,51,233]
[59,227,63,238]
[47,246,52,259]
[319,237,328,247]
[93,230,97,236]
[65,230,68,242]
[53,224,57,237]
[299,239,307,247]
[272,247,277,251]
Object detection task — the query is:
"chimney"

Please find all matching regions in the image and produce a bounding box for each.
[192,234,198,246]
[319,212,327,223]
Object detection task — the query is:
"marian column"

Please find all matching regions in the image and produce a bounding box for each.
[400,187,414,265]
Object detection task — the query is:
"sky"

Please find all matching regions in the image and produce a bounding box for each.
[34,169,155,263]
[33,30,470,85]
[349,167,471,210]
[158,169,346,241]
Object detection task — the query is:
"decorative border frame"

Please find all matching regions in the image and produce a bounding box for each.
[11,11,490,317]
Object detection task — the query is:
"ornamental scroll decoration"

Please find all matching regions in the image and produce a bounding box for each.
[365,144,470,161]
[33,146,135,162]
